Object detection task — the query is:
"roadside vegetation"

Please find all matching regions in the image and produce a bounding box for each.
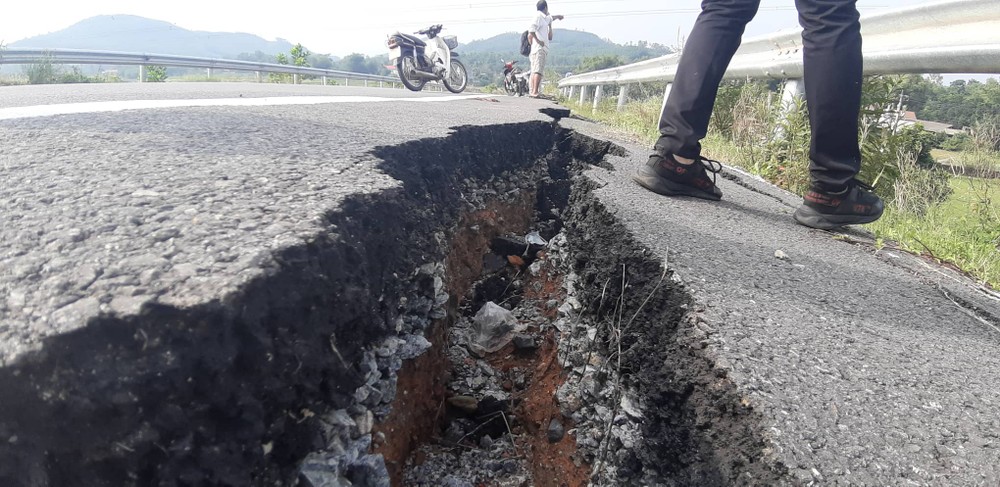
[557,75,1000,288]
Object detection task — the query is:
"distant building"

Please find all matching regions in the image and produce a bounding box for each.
[882,108,964,136]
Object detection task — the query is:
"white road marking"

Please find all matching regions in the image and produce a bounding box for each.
[0,94,493,120]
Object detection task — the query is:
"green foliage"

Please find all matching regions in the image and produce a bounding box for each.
[144,65,168,82]
[941,133,973,152]
[871,177,1000,288]
[269,53,292,83]
[576,55,625,73]
[24,54,57,84]
[893,74,1000,129]
[290,44,310,67]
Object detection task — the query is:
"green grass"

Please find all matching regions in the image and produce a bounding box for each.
[870,177,1000,288]
[561,93,1000,289]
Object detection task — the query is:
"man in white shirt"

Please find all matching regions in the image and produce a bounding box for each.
[528,0,563,98]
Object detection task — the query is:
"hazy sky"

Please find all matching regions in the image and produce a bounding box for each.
[2,0,912,57]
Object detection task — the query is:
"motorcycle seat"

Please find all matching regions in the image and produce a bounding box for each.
[396,33,426,47]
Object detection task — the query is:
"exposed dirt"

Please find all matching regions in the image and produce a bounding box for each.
[374,198,538,486]
[488,333,589,487]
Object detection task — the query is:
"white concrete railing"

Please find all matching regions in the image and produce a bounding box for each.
[0,48,397,86]
[557,0,1000,110]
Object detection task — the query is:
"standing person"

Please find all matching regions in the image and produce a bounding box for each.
[632,0,884,230]
[528,0,564,98]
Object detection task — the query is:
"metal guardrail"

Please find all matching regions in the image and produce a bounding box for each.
[0,48,397,85]
[558,0,1000,109]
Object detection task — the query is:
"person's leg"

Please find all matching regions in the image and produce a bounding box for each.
[795,0,862,191]
[529,50,543,95]
[634,0,759,201]
[655,0,761,158]
[792,0,883,228]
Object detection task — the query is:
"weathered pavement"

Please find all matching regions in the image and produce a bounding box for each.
[1,83,999,485]
[562,118,1000,485]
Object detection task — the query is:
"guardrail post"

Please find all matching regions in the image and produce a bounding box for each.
[293,73,299,84]
[345,78,349,86]
[322,75,327,85]
[781,78,804,110]
[617,84,630,111]
[592,85,604,110]
[139,65,145,83]
[379,81,384,88]
[256,71,262,83]
[568,86,577,99]
[206,68,212,80]
[660,82,673,115]
[579,85,589,105]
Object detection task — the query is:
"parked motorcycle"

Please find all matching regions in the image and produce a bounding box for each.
[387,24,468,93]
[502,59,528,97]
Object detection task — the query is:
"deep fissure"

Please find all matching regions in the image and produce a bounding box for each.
[0,120,780,487]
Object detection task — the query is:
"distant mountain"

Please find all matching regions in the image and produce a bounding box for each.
[458,29,672,87]
[10,15,296,59]
[463,29,671,63]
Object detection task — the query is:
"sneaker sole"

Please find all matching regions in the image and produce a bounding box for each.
[792,205,884,230]
[632,166,722,201]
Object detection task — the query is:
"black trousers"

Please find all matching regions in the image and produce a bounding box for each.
[656,0,863,191]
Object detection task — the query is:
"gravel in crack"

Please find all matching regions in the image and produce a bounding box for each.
[403,232,591,487]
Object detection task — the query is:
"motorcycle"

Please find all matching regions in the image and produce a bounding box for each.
[502,59,528,97]
[387,24,468,93]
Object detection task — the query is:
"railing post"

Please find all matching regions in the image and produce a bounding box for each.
[592,85,604,110]
[256,71,262,83]
[660,82,673,115]
[206,68,212,79]
[379,80,383,88]
[579,85,589,105]
[568,85,577,99]
[364,80,369,87]
[293,73,299,84]
[617,84,630,111]
[345,78,349,86]
[781,78,805,111]
[139,65,145,83]
[322,75,327,85]
[776,78,805,136]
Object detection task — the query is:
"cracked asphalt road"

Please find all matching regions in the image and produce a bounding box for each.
[565,118,1000,486]
[0,83,548,364]
[2,83,998,485]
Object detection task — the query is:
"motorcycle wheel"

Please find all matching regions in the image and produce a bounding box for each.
[397,57,426,92]
[443,60,468,94]
[504,79,515,96]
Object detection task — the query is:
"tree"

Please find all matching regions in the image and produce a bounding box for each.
[269,53,292,83]
[290,44,310,67]
[340,53,371,74]
[576,55,625,73]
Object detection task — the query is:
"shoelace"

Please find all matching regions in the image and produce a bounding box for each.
[850,178,875,192]
[695,156,723,185]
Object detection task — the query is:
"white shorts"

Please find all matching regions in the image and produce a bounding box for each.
[530,49,548,75]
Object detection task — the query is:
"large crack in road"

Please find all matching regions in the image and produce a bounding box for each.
[0,119,780,486]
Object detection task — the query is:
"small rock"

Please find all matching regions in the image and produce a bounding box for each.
[354,410,374,436]
[512,334,537,351]
[547,418,565,443]
[447,396,479,415]
[774,249,789,261]
[507,255,525,267]
[619,395,644,419]
[479,435,494,449]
